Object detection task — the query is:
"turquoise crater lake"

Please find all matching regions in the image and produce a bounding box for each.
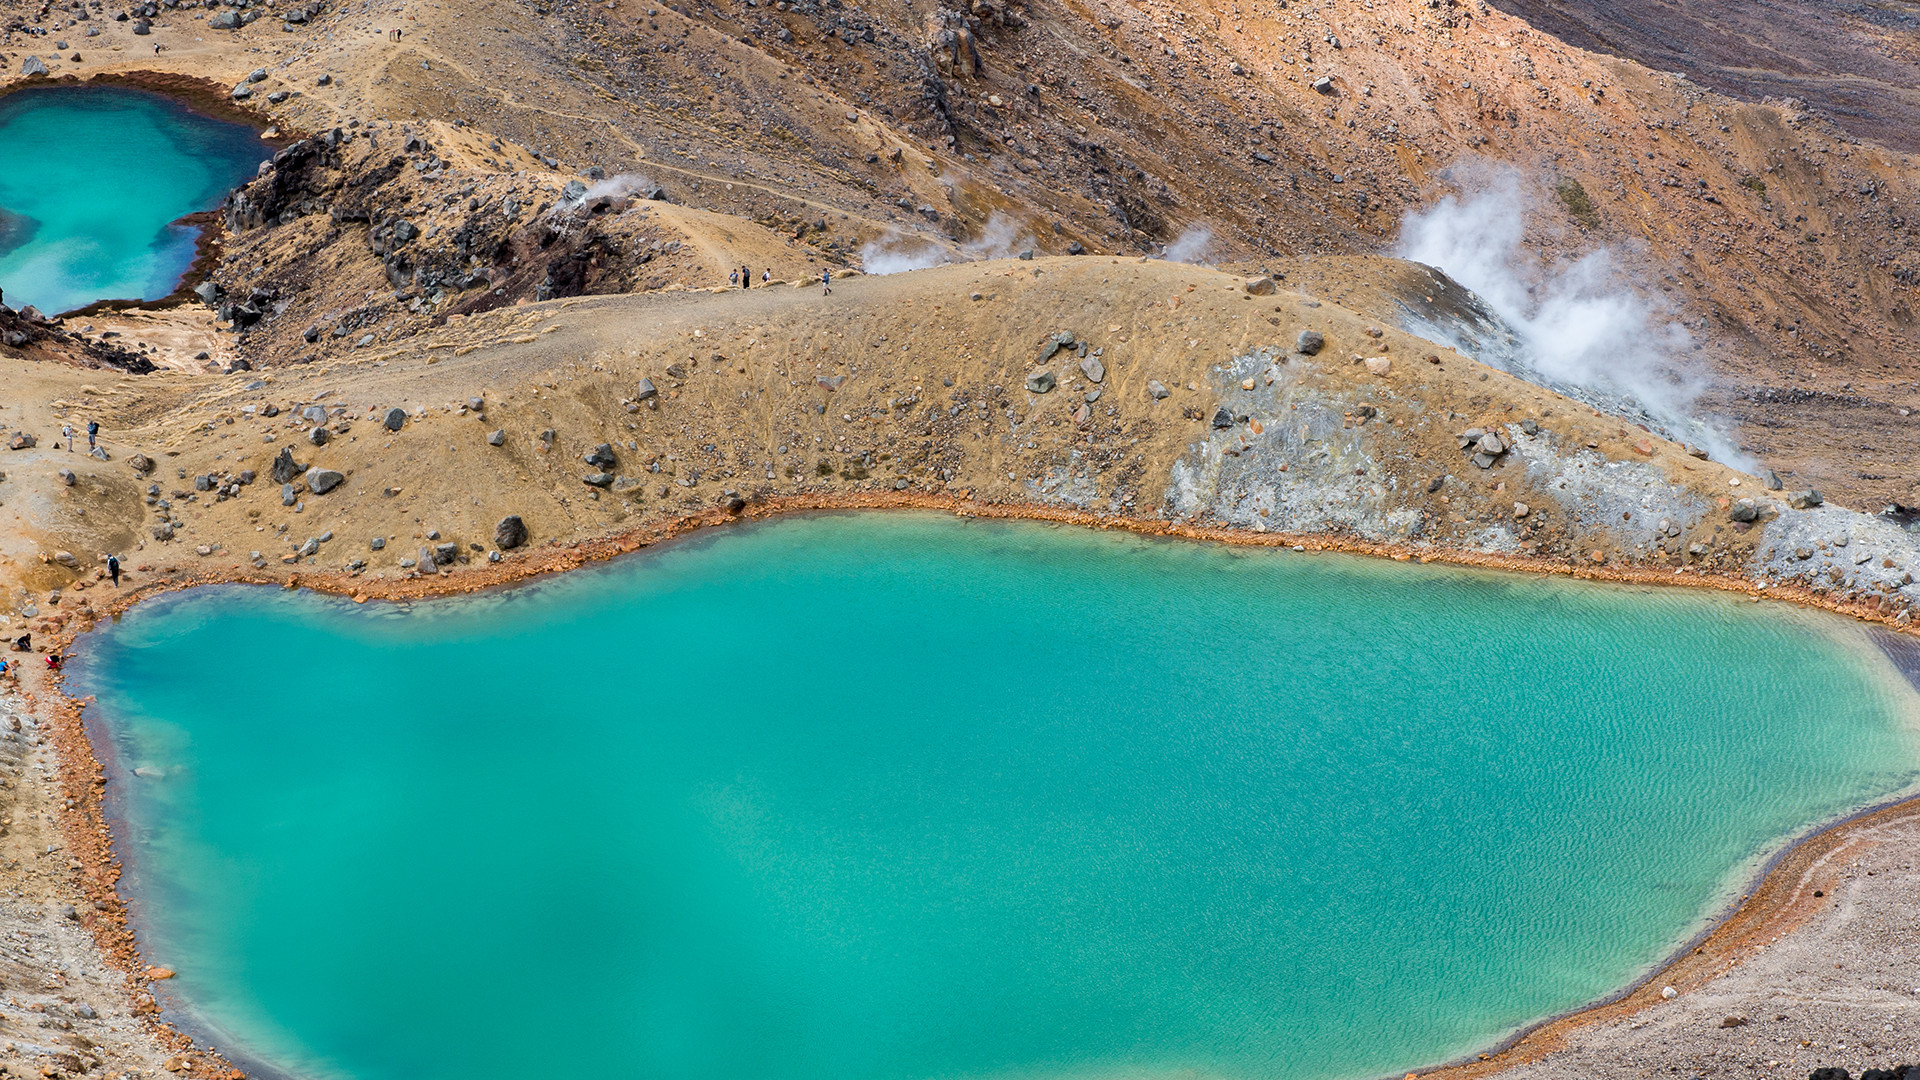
[75,513,1920,1080]
[0,86,270,315]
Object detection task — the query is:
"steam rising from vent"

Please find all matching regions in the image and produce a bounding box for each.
[963,213,1031,260]
[859,234,951,275]
[581,173,655,201]
[861,213,1034,273]
[1395,174,1746,466]
[1163,226,1214,265]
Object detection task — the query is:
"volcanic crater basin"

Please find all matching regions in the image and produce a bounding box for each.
[71,512,1920,1080]
[0,84,270,315]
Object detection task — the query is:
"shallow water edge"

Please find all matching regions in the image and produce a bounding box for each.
[37,490,1920,1080]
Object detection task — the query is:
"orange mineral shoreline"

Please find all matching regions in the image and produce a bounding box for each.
[27,490,1920,1080]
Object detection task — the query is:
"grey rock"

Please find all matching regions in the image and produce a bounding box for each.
[1427,476,1446,493]
[270,446,303,484]
[634,377,658,401]
[562,179,588,202]
[487,429,506,446]
[1211,407,1234,429]
[1761,468,1783,490]
[1243,275,1276,296]
[302,405,327,424]
[1025,369,1056,394]
[383,407,407,431]
[308,426,330,446]
[246,67,268,82]
[1477,432,1505,455]
[416,547,438,575]
[194,474,214,492]
[1080,356,1105,383]
[467,397,484,411]
[494,515,528,550]
[1788,489,1825,509]
[1472,452,1495,469]
[89,446,109,461]
[281,483,298,506]
[370,537,386,550]
[1730,499,1760,523]
[584,442,617,469]
[1148,380,1170,400]
[20,56,48,77]
[1688,542,1712,557]
[296,537,320,558]
[151,522,174,541]
[434,542,458,566]
[1295,330,1324,355]
[583,472,615,487]
[304,467,344,495]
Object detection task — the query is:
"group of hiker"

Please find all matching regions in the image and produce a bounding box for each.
[726,266,836,295]
[2,554,120,684]
[729,265,772,289]
[55,419,98,452]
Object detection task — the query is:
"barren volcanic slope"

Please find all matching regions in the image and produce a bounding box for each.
[1487,0,1920,153]
[8,0,1920,505]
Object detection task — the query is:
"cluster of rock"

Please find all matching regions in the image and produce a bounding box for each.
[0,289,155,372]
[1455,426,1510,469]
[1023,329,1105,397]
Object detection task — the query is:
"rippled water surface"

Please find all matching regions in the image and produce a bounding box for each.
[75,513,1920,1080]
[0,86,268,314]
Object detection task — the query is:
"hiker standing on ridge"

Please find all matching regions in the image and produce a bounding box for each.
[86,420,98,450]
[729,268,739,288]
[762,268,771,284]
[61,423,73,451]
[108,554,120,587]
[822,268,832,295]
[741,265,752,289]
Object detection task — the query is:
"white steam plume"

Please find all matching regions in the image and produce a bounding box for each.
[859,233,951,274]
[1163,225,1214,264]
[1395,173,1744,465]
[962,212,1031,260]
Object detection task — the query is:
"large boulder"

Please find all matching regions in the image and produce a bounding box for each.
[304,467,344,495]
[20,56,48,77]
[494,515,528,550]
[1024,368,1056,394]
[1295,330,1325,355]
[383,407,407,431]
[583,442,617,469]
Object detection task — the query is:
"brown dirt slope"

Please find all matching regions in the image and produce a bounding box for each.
[8,0,1920,510]
[1486,0,1920,153]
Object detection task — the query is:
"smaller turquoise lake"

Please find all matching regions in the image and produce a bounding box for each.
[0,86,270,315]
[74,514,1920,1080]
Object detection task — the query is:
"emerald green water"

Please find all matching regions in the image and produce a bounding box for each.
[0,86,269,314]
[75,513,1920,1080]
